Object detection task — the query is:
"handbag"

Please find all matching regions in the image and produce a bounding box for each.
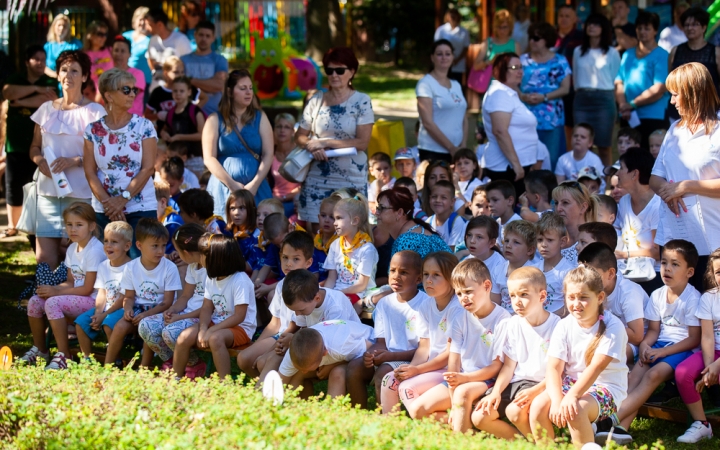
[623,256,657,282]
[16,168,39,235]
[467,38,494,94]
[278,147,314,183]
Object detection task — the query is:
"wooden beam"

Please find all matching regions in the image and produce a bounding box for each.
[638,404,720,427]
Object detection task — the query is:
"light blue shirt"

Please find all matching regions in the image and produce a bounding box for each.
[122,31,152,86]
[615,46,669,120]
[44,39,82,71]
[181,52,229,116]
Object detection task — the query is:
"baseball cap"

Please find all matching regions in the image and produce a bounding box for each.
[578,166,601,181]
[394,147,415,161]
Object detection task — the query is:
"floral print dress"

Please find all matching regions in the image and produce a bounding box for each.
[520,53,572,130]
[84,115,158,214]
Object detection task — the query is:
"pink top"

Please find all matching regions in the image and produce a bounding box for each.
[126,67,146,115]
[272,157,301,198]
[85,48,113,85]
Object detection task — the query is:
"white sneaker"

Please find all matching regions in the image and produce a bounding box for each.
[18,346,50,365]
[677,421,713,443]
[44,352,68,370]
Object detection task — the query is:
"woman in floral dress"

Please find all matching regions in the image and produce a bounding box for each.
[84,68,158,258]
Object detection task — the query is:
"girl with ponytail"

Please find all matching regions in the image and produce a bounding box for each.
[529,266,629,447]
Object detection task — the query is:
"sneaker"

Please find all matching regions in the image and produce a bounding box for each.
[184,361,207,380]
[18,346,50,365]
[595,423,633,445]
[677,421,713,443]
[45,352,68,370]
[160,358,174,371]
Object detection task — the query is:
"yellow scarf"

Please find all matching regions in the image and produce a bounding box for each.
[293,223,306,233]
[159,206,175,223]
[232,224,253,239]
[340,231,372,274]
[315,230,338,253]
[204,215,225,228]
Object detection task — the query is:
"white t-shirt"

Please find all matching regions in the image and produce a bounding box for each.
[120,257,182,306]
[548,312,629,408]
[94,259,129,310]
[449,304,511,372]
[323,240,378,298]
[502,313,561,382]
[65,237,106,298]
[497,213,522,249]
[645,284,701,344]
[617,194,661,272]
[203,271,257,338]
[572,46,621,90]
[605,272,648,327]
[416,74,467,154]
[458,177,483,202]
[482,251,506,278]
[291,288,361,328]
[426,213,466,247]
[696,290,720,350]
[417,294,464,361]
[374,291,431,353]
[659,24,688,53]
[482,80,539,171]
[269,279,295,334]
[491,259,539,314]
[554,150,606,191]
[183,262,207,313]
[434,23,471,72]
[147,30,192,66]
[368,178,395,203]
[279,320,375,377]
[652,117,720,254]
[537,141,552,171]
[541,257,576,313]
[180,168,200,192]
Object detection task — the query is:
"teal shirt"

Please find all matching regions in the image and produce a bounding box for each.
[616,46,669,120]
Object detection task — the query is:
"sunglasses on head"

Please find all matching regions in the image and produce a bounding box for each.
[324,67,348,76]
[561,180,583,190]
[530,35,543,41]
[120,86,140,96]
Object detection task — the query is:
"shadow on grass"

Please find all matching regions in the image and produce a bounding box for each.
[0,239,36,352]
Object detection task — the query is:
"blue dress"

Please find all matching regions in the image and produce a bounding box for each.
[206,113,272,216]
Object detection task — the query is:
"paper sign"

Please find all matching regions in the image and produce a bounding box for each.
[43,147,74,197]
[628,111,641,128]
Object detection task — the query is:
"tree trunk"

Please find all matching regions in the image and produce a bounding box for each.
[306,0,346,61]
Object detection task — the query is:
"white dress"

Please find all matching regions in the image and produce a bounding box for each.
[297,91,375,221]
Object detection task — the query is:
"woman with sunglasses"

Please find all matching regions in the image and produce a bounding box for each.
[296,47,374,232]
[416,39,467,162]
[27,50,106,269]
[83,68,158,257]
[83,20,113,102]
[110,35,146,115]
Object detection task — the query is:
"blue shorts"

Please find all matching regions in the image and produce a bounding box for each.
[649,340,694,370]
[74,305,150,340]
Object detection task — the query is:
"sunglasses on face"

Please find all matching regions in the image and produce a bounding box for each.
[120,86,140,96]
[95,31,107,38]
[508,64,522,71]
[530,35,543,41]
[375,204,391,214]
[324,67,348,76]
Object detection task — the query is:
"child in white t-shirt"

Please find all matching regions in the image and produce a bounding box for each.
[278,320,375,398]
[425,180,466,250]
[490,220,538,314]
[453,148,483,204]
[555,124,605,187]
[529,266,629,447]
[535,213,576,316]
[368,152,395,216]
[458,216,504,277]
[486,180,521,249]
[519,170,556,223]
[474,267,560,439]
[324,197,378,313]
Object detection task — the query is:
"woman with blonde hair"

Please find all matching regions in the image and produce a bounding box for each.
[650,62,720,290]
[44,14,82,78]
[553,181,598,263]
[122,7,152,91]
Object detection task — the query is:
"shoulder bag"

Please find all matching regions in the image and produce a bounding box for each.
[16,168,39,235]
[278,95,323,184]
[467,39,494,94]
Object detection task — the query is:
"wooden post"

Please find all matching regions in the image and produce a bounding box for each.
[546,0,556,24]
[436,0,443,29]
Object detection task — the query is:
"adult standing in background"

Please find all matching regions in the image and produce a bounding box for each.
[43,14,82,78]
[204,70,273,216]
[178,0,206,51]
[122,7,152,97]
[667,7,720,122]
[28,51,106,269]
[110,36,146,116]
[296,48,374,230]
[271,113,301,218]
[556,5,584,150]
[416,40,467,162]
[83,20,113,100]
[520,22,572,168]
[658,2,690,53]
[433,8,470,85]
[512,4,531,54]
[615,11,669,147]
[650,62,720,291]
[612,0,631,27]
[145,8,192,89]
[2,45,58,238]
[482,53,539,195]
[573,14,621,167]
[181,21,228,116]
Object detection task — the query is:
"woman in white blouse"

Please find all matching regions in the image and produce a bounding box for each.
[573,13,620,167]
[415,39,467,162]
[650,62,720,291]
[481,52,539,196]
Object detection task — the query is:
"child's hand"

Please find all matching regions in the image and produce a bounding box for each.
[476,392,501,414]
[197,328,209,348]
[254,283,272,299]
[700,362,720,389]
[519,193,529,208]
[638,343,652,364]
[512,385,541,409]
[157,111,167,121]
[90,312,107,330]
[442,371,464,389]
[371,349,389,366]
[316,365,333,380]
[35,285,57,299]
[275,333,292,355]
[253,280,263,290]
[132,312,148,326]
[549,399,566,428]
[160,130,172,142]
[363,350,376,368]
[559,393,580,422]
[643,346,665,365]
[394,364,419,381]
[123,308,135,322]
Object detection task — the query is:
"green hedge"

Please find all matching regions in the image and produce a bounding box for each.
[0,364,633,449]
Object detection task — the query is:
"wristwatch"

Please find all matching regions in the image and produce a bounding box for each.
[121,190,131,200]
[543,94,549,102]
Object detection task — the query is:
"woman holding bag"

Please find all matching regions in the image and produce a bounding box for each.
[204,69,273,217]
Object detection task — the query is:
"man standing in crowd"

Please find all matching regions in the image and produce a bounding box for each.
[2,45,57,238]
[658,2,689,52]
[556,5,584,153]
[181,20,228,116]
[145,8,192,89]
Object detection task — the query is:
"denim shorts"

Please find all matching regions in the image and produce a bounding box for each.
[36,195,91,238]
[75,305,151,340]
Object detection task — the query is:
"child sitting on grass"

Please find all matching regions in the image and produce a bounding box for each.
[279,320,375,399]
[555,123,604,189]
[460,216,503,276]
[165,141,201,189]
[490,220,538,314]
[155,180,184,255]
[648,128,666,159]
[575,222,618,255]
[519,170,556,223]
[177,188,231,237]
[225,189,257,265]
[105,219,182,368]
[535,213,575,317]
[452,148,482,205]
[469,185,491,218]
[425,180,466,250]
[74,221,133,361]
[394,147,417,179]
[315,196,340,257]
[159,157,190,206]
[486,180,521,249]
[473,267,560,439]
[595,194,618,226]
[368,152,395,216]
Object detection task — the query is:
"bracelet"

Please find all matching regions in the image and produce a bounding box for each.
[629,100,637,109]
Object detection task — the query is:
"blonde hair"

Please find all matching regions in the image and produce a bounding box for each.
[98,68,137,103]
[47,14,71,43]
[320,195,340,212]
[62,202,99,238]
[552,181,598,223]
[104,221,133,242]
[508,266,547,292]
[563,266,606,366]
[132,7,150,28]
[274,112,296,127]
[504,220,537,249]
[155,180,171,201]
[451,258,491,291]
[162,56,183,73]
[493,9,515,36]
[257,198,284,214]
[649,128,667,139]
[423,251,459,283]
[666,62,720,135]
[334,198,373,243]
